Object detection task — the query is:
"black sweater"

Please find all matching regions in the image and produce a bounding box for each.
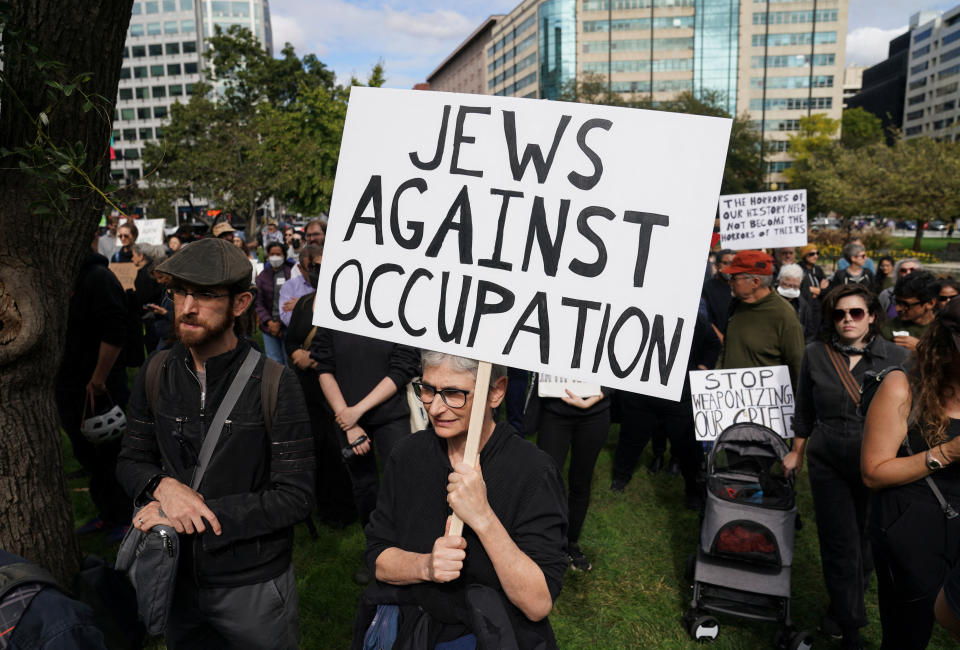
[309,329,419,428]
[365,422,568,647]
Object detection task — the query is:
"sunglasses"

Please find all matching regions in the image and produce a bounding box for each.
[832,307,866,322]
[895,299,922,309]
[939,294,956,302]
[899,267,917,275]
[805,251,819,257]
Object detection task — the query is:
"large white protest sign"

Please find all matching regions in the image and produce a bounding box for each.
[719,189,807,250]
[137,218,167,246]
[688,366,794,440]
[314,87,731,399]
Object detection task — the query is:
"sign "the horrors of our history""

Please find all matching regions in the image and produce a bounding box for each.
[719,189,807,250]
[314,87,732,399]
[688,366,795,439]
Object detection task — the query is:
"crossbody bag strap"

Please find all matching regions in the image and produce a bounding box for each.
[190,348,261,491]
[824,342,861,404]
[902,436,960,520]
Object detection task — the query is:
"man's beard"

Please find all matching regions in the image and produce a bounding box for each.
[175,310,234,347]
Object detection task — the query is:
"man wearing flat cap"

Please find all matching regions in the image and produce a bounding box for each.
[716,249,805,388]
[117,238,315,648]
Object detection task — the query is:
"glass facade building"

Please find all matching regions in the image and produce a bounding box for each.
[538,0,578,99]
[693,0,739,115]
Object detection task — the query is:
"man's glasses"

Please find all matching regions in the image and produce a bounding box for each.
[412,381,470,408]
[895,299,922,309]
[832,307,866,322]
[167,287,231,304]
[899,266,917,276]
[939,294,957,303]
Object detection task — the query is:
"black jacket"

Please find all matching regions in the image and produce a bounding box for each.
[117,339,315,587]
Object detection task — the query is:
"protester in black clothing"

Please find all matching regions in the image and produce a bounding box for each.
[531,379,610,571]
[131,245,166,353]
[611,315,721,509]
[874,255,896,294]
[701,249,735,339]
[56,244,131,542]
[311,329,419,583]
[284,252,356,529]
[360,352,567,648]
[798,244,829,319]
[863,297,960,650]
[784,285,906,649]
[111,221,137,263]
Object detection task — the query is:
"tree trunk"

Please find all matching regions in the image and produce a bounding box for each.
[0,0,133,584]
[913,222,927,252]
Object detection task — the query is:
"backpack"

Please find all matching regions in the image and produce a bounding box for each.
[143,348,284,431]
[0,562,61,648]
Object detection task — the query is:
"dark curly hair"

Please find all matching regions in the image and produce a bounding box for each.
[818,284,884,342]
[910,319,960,446]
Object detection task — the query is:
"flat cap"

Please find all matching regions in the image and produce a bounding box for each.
[155,238,252,290]
[212,221,235,237]
[721,250,774,276]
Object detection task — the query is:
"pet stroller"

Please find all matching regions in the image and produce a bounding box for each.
[682,422,813,648]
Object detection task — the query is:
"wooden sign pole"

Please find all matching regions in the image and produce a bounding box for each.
[448,360,492,537]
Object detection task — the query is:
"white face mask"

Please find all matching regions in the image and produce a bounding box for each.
[777,286,801,300]
[268,255,284,269]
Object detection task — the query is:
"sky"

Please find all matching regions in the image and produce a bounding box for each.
[268,0,960,89]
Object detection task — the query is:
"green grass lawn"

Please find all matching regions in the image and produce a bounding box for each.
[890,235,959,253]
[65,429,956,649]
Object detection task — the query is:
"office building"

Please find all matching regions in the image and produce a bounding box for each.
[429,0,848,186]
[902,7,960,140]
[428,16,503,94]
[111,0,273,184]
[846,31,908,144]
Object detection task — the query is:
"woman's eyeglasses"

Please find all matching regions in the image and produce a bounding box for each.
[411,381,470,408]
[832,308,866,322]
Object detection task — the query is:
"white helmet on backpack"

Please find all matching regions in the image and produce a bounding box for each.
[80,403,126,444]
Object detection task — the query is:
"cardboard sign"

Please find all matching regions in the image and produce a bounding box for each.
[688,366,794,440]
[314,87,731,399]
[537,373,602,399]
[137,218,167,246]
[109,262,137,291]
[719,189,807,250]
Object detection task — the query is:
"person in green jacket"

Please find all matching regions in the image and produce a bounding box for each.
[716,249,805,389]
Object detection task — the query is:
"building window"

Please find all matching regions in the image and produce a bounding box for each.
[121,108,135,120]
[914,27,933,42]
[132,2,142,14]
[912,44,931,58]
[154,106,169,118]
[124,148,140,160]
[163,0,176,10]
[122,47,130,58]
[911,61,929,75]
[155,126,165,138]
[943,30,960,47]
[164,21,178,34]
[166,42,180,55]
[582,57,694,73]
[751,53,835,68]
[583,16,695,31]
[211,1,229,16]
[766,161,793,173]
[937,82,958,97]
[112,129,121,141]
[940,63,960,80]
[181,19,195,33]
[905,126,923,136]
[132,45,146,57]
[935,100,956,113]
[750,97,833,110]
[582,0,696,9]
[137,107,152,119]
[119,67,132,79]
[145,1,158,13]
[150,64,164,76]
[169,84,184,96]
[119,88,133,100]
[185,83,197,95]
[130,23,144,37]
[139,127,153,139]
[147,22,161,35]
[167,63,182,75]
[152,85,167,98]
[908,93,926,105]
[582,37,693,53]
[147,44,162,56]
[184,62,198,74]
[751,31,837,47]
[231,1,250,17]
[753,9,838,25]
[135,87,149,99]
[906,110,924,121]
[182,40,197,53]
[134,66,148,78]
[750,75,833,89]
[180,0,193,9]
[123,128,137,140]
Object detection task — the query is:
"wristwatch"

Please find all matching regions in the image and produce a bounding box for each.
[926,448,945,471]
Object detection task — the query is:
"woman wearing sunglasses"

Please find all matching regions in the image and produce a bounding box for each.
[784,285,907,649]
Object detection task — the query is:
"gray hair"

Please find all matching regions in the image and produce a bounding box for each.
[893,257,922,275]
[306,217,327,232]
[777,263,803,282]
[843,242,866,261]
[741,273,773,288]
[421,350,508,384]
[299,243,322,264]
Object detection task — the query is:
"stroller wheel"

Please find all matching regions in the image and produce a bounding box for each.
[787,629,814,650]
[684,609,719,643]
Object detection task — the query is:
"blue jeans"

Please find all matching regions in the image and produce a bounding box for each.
[262,331,287,366]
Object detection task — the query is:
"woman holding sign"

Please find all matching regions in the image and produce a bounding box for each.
[784,285,906,649]
[362,352,568,648]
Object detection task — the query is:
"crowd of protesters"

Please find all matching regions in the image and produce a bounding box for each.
[53,218,960,649]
